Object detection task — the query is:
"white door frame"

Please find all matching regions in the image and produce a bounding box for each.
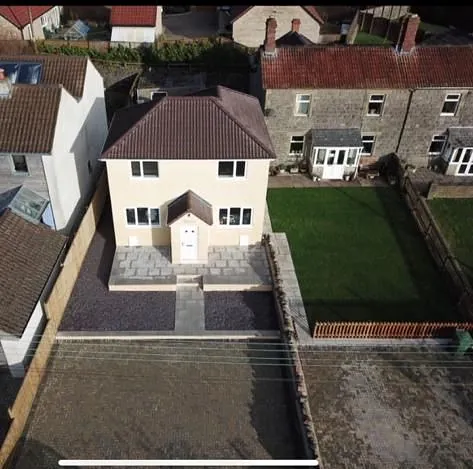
[312,146,360,180]
[180,224,198,262]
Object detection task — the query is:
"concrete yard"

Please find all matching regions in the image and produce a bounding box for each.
[13,340,303,467]
[300,345,473,469]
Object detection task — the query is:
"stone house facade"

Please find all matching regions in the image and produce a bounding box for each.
[255,14,473,179]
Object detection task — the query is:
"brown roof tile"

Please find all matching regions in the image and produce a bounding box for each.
[0,6,54,28]
[0,210,66,337]
[110,6,157,27]
[261,45,473,89]
[101,86,275,160]
[0,54,88,98]
[167,190,213,226]
[0,84,62,153]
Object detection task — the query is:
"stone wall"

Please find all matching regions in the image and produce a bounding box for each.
[427,183,473,199]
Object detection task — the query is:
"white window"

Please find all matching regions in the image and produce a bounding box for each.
[130,160,159,177]
[451,148,473,176]
[361,135,376,155]
[428,135,447,155]
[219,207,252,226]
[295,94,311,116]
[151,91,167,101]
[11,154,28,174]
[367,94,385,116]
[218,161,246,178]
[126,207,160,226]
[289,136,304,155]
[441,94,461,116]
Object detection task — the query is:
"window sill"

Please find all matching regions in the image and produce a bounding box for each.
[293,114,309,117]
[440,113,456,117]
[130,176,160,179]
[126,225,162,229]
[12,172,29,176]
[365,114,382,117]
[217,176,247,180]
[218,224,253,228]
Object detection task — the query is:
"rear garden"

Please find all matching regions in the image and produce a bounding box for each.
[267,187,458,328]
[428,198,473,287]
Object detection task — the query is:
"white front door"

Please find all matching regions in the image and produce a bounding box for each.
[322,149,346,180]
[180,225,198,261]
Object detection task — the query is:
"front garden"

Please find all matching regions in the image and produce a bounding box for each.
[267,187,458,328]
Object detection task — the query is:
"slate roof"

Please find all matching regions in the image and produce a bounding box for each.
[0,209,66,337]
[261,45,473,89]
[447,127,473,148]
[101,86,275,160]
[110,6,157,27]
[0,54,88,98]
[0,84,62,153]
[167,190,213,226]
[230,6,324,24]
[276,31,314,47]
[0,6,53,28]
[310,128,363,147]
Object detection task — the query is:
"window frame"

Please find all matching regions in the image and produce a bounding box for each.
[11,154,29,175]
[361,135,376,156]
[450,148,473,176]
[428,134,447,155]
[440,93,461,117]
[294,94,311,116]
[125,207,161,227]
[366,94,385,117]
[289,135,305,155]
[130,160,159,178]
[217,160,246,179]
[218,207,252,227]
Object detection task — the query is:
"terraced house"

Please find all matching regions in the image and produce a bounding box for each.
[256,13,473,180]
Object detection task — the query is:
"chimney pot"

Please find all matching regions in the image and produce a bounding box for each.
[291,18,301,33]
[264,17,277,56]
[397,13,420,54]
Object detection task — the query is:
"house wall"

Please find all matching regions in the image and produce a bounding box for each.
[155,6,163,37]
[0,301,45,378]
[0,14,22,39]
[111,26,156,44]
[232,6,321,48]
[170,213,210,263]
[106,159,270,248]
[263,88,409,166]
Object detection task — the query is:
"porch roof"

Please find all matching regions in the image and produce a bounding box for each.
[167,190,213,226]
[310,128,363,148]
[448,127,473,148]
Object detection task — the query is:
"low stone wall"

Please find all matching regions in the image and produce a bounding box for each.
[263,234,321,468]
[427,183,473,199]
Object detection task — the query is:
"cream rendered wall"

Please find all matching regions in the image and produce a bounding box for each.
[155,7,163,37]
[111,26,156,43]
[106,159,270,247]
[170,213,210,263]
[232,6,321,48]
[1,301,45,377]
[0,14,22,39]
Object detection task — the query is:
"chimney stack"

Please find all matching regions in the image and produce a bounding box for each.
[264,17,277,56]
[397,13,420,54]
[291,18,301,33]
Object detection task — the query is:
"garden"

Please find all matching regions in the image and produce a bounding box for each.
[267,187,458,328]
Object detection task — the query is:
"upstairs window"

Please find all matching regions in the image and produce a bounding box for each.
[126,207,160,226]
[295,94,311,116]
[218,161,246,178]
[428,135,447,155]
[361,135,376,155]
[130,161,159,177]
[367,94,385,116]
[441,94,461,116]
[289,136,304,155]
[11,154,28,174]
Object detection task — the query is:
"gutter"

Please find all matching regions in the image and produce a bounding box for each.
[395,88,414,158]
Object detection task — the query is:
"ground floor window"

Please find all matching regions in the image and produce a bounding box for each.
[126,207,160,226]
[289,136,304,155]
[361,135,376,155]
[11,154,28,174]
[450,148,473,175]
[219,207,252,226]
[313,147,359,166]
[429,134,447,155]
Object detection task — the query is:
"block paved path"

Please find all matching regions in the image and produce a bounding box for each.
[175,281,205,332]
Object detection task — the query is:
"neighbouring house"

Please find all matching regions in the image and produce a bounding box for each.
[0,6,62,40]
[0,54,108,231]
[101,86,275,264]
[255,13,473,180]
[134,67,207,103]
[110,6,163,46]
[0,188,66,377]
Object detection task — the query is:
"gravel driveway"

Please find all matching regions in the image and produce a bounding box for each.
[60,205,175,331]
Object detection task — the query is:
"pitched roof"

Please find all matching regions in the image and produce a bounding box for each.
[0,6,53,28]
[167,190,213,226]
[0,54,88,98]
[110,6,157,27]
[230,6,324,24]
[276,30,314,47]
[101,86,275,160]
[311,128,363,147]
[0,209,66,337]
[261,45,473,89]
[0,84,62,153]
[447,127,473,147]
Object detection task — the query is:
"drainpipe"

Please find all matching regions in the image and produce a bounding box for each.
[395,88,415,159]
[28,6,38,53]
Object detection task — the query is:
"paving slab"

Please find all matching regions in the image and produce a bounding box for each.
[175,284,205,332]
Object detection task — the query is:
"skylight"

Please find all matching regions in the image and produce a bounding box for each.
[0,62,42,85]
[8,186,49,224]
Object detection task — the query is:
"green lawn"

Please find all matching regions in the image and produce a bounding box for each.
[267,187,458,328]
[353,32,393,46]
[428,198,473,287]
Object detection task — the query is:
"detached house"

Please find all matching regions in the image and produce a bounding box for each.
[257,14,473,180]
[101,86,275,264]
[0,54,108,231]
[110,6,163,46]
[0,6,61,40]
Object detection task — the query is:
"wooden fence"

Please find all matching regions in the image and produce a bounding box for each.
[0,171,108,468]
[314,321,473,339]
